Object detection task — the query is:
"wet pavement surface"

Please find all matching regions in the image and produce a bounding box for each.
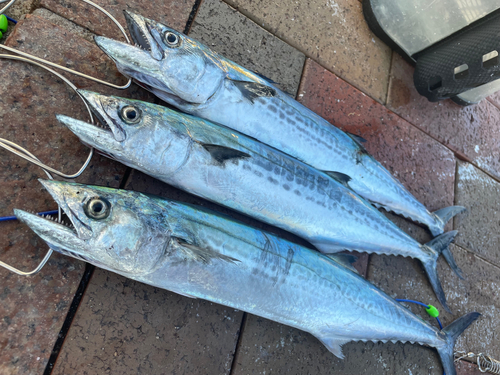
[1,0,499,374]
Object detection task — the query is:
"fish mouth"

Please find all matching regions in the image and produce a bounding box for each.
[56,91,125,158]
[14,180,92,261]
[78,89,126,142]
[15,208,92,262]
[123,11,164,61]
[57,113,122,160]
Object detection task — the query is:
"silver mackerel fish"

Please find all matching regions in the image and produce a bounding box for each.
[15,180,479,375]
[93,11,465,237]
[57,91,462,310]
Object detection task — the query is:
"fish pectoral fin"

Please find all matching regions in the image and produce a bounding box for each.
[228,79,278,103]
[323,171,352,189]
[202,144,251,165]
[317,336,351,359]
[172,237,240,265]
[325,254,359,274]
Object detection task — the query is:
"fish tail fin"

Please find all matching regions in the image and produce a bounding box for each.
[426,231,463,278]
[436,312,481,375]
[429,206,466,237]
[421,231,460,313]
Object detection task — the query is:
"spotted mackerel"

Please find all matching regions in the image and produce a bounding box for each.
[15,180,479,375]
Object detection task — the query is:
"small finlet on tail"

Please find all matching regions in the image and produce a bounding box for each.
[437,312,481,375]
[429,206,466,237]
[421,231,460,313]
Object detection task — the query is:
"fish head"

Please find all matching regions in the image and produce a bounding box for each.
[57,91,191,176]
[95,11,225,105]
[15,180,171,276]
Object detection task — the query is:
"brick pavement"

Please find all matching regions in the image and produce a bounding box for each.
[1,0,498,374]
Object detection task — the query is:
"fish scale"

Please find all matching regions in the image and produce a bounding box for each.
[94,12,466,237]
[15,180,479,375]
[58,91,463,310]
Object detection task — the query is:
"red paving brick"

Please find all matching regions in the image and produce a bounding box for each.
[41,0,195,38]
[387,53,500,180]
[488,91,500,110]
[0,14,151,374]
[298,59,456,214]
[52,269,243,375]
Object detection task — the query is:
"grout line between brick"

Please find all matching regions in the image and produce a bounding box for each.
[453,159,459,231]
[43,263,95,375]
[184,0,204,35]
[454,243,500,272]
[383,51,394,106]
[228,312,248,375]
[295,58,309,100]
[487,97,500,111]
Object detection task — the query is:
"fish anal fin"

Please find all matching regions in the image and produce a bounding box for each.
[172,237,240,265]
[175,290,197,299]
[229,79,277,103]
[317,336,351,359]
[202,144,251,165]
[323,171,352,189]
[325,254,359,274]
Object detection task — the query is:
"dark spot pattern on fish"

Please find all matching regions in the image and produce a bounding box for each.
[283,184,290,191]
[294,190,301,196]
[268,176,279,185]
[254,159,274,172]
[268,105,278,113]
[254,170,263,178]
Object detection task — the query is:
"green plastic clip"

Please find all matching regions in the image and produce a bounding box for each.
[0,14,8,39]
[426,304,439,318]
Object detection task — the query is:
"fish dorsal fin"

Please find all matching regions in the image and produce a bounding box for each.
[317,336,351,359]
[172,237,240,265]
[347,132,367,145]
[229,79,277,103]
[323,171,352,189]
[202,144,251,164]
[325,253,359,274]
[248,69,277,84]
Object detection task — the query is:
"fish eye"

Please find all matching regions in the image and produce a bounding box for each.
[84,197,111,220]
[120,105,142,124]
[164,31,180,47]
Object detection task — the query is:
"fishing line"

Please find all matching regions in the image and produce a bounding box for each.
[0,0,138,275]
[0,0,132,89]
[0,59,94,275]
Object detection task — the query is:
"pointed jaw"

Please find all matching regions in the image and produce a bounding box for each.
[14,208,90,262]
[57,114,123,160]
[123,11,164,61]
[57,90,126,158]
[36,179,98,240]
